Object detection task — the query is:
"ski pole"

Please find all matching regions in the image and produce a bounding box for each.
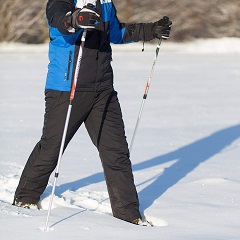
[44,29,87,231]
[129,35,165,153]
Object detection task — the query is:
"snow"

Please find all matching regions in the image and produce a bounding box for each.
[0,38,240,239]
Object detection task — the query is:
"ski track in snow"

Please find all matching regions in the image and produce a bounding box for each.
[0,164,168,227]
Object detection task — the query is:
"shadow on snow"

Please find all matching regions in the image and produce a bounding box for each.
[45,124,240,211]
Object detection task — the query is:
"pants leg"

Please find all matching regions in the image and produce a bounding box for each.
[84,89,141,222]
[14,90,95,204]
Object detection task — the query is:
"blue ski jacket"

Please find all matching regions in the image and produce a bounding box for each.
[46,0,155,92]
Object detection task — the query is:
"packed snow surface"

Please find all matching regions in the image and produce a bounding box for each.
[0,38,240,239]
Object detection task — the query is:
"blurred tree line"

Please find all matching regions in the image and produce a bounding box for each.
[0,0,239,43]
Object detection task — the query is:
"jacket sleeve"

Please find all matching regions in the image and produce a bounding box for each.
[46,0,75,34]
[109,2,155,44]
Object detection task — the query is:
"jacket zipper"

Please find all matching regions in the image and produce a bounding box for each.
[66,50,72,80]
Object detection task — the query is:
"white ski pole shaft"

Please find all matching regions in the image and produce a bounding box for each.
[44,29,87,231]
[129,38,162,153]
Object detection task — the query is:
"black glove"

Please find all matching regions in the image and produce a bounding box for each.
[64,4,100,30]
[153,17,172,39]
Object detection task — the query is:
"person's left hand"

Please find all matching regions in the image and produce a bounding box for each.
[153,16,172,39]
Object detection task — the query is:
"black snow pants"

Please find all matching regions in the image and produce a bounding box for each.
[14,89,141,222]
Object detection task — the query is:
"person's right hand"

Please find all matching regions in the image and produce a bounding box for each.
[70,4,100,29]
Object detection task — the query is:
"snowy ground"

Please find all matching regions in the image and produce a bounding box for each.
[0,38,240,240]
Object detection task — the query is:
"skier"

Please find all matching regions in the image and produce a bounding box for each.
[13,0,172,225]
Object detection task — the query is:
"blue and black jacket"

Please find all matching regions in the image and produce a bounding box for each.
[46,0,156,92]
